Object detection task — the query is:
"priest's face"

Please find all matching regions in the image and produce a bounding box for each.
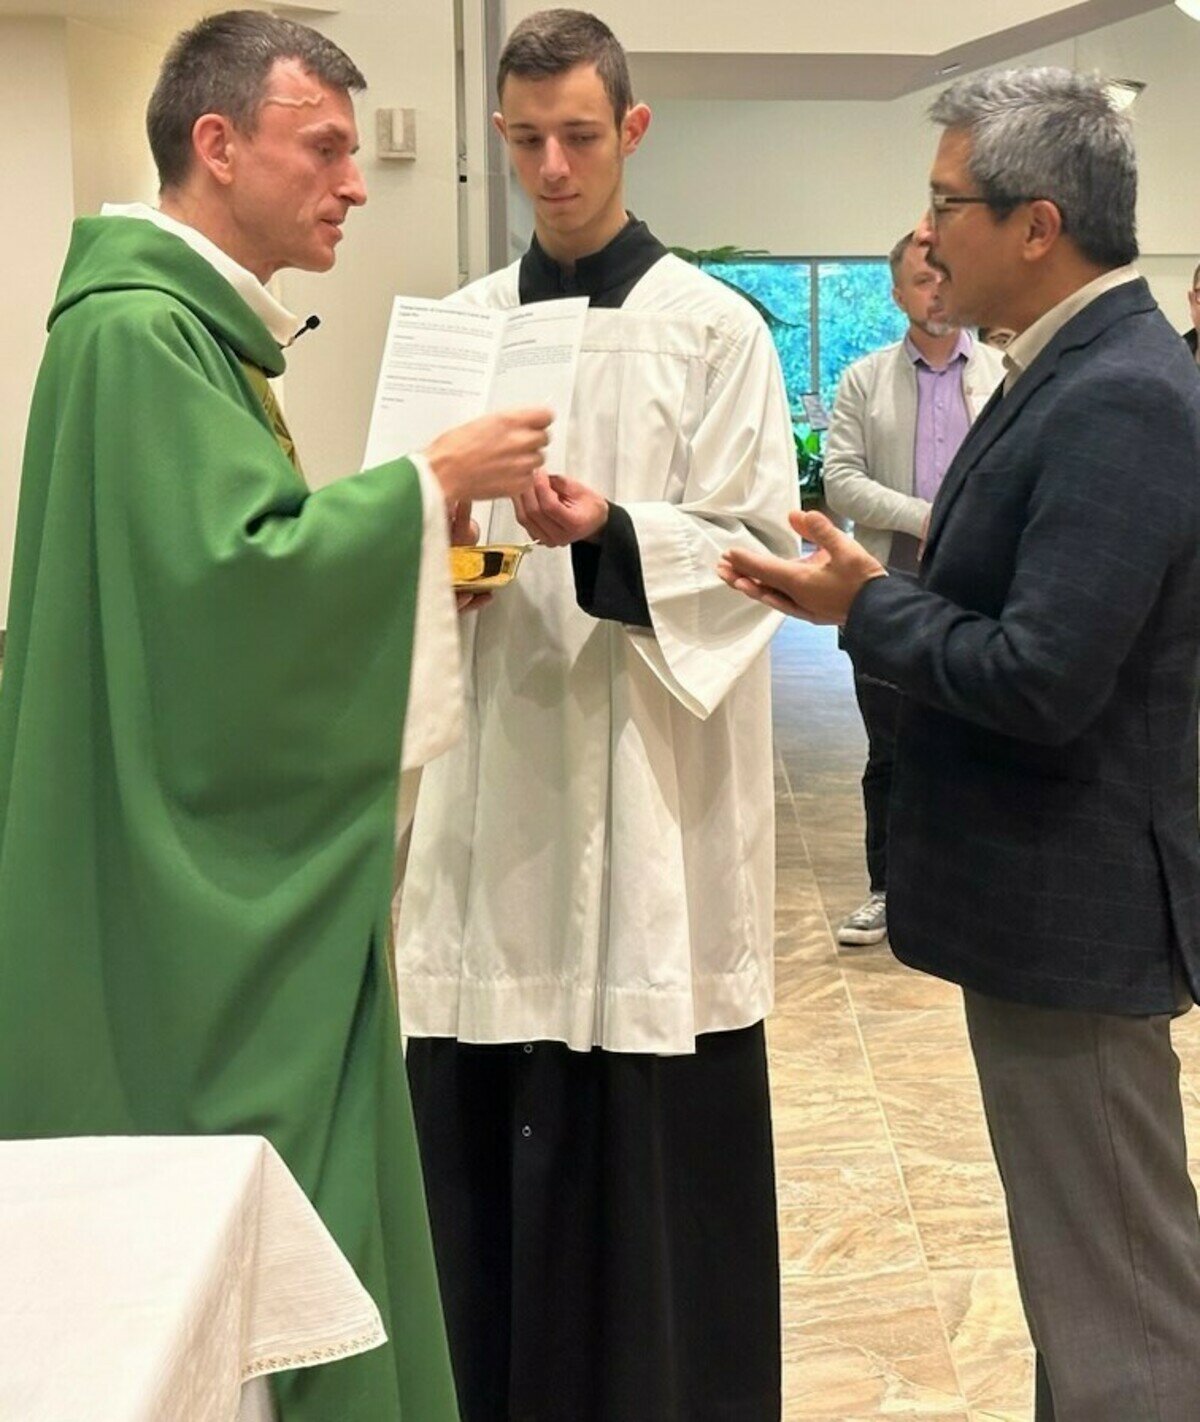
[494,63,650,263]
[223,59,367,281]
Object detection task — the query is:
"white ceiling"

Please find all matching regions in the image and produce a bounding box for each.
[0,0,332,45]
[0,0,1176,98]
[506,0,1161,55]
[512,0,1174,99]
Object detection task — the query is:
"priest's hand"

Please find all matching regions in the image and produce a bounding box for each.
[449,500,492,614]
[513,472,609,547]
[717,510,887,624]
[426,408,552,503]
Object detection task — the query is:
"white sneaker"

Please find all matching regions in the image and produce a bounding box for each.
[837,892,887,946]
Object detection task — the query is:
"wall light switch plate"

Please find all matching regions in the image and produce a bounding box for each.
[376,108,417,161]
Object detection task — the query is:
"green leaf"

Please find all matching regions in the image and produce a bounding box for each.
[669,244,770,264]
[792,420,825,503]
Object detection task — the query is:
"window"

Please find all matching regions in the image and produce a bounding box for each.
[701,257,906,415]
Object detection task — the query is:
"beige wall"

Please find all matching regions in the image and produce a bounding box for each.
[0,18,75,626]
[65,18,161,215]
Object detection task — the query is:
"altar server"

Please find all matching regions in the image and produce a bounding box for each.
[396,11,797,1420]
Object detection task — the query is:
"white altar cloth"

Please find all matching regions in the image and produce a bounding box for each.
[0,1136,385,1421]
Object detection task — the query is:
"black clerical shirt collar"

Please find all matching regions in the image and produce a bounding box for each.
[518,215,668,309]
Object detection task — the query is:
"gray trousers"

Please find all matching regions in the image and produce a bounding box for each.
[963,988,1200,1422]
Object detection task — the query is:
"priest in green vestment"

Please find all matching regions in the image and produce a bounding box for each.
[0,11,550,1421]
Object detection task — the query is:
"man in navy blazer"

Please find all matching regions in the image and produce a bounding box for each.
[721,68,1200,1421]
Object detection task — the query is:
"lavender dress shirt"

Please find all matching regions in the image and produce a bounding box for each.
[906,329,973,504]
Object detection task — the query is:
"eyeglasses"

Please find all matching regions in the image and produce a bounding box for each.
[928,192,1043,222]
[928,194,994,214]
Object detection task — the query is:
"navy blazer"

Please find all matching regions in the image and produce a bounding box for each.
[844,278,1200,1013]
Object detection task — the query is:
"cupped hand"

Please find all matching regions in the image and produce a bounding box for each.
[513,472,608,547]
[718,510,886,625]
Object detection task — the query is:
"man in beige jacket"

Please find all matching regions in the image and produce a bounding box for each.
[824,233,1003,946]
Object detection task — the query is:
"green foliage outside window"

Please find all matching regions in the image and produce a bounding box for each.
[817,262,908,409]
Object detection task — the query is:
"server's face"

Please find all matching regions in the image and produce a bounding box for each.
[223,59,367,280]
[495,62,649,260]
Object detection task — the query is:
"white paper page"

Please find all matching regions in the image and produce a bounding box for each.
[363,297,500,468]
[487,297,589,474]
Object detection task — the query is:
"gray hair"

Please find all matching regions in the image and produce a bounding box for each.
[148,10,366,191]
[929,66,1137,268]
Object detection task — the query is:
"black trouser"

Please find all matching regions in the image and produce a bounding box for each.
[852,670,903,893]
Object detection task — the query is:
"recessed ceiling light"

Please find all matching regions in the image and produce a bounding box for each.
[1175,0,1200,20]
[936,62,963,76]
[1105,77,1146,110]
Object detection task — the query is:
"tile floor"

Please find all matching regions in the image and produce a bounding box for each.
[768,616,1200,1422]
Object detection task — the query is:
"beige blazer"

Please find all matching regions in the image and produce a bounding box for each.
[823,336,1005,565]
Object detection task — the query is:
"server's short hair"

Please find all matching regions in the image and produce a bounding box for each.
[497,9,632,125]
[147,9,365,190]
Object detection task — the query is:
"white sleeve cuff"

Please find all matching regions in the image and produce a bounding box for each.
[399,454,463,775]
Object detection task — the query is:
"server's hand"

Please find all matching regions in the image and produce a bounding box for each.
[513,471,608,547]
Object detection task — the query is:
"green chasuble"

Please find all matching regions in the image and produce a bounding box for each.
[0,218,459,1421]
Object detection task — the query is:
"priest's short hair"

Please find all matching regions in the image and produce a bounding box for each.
[147,9,366,192]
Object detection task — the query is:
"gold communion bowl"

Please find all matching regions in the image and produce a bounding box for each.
[449,543,530,591]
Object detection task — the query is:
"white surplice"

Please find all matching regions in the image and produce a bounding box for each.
[395,254,798,1055]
